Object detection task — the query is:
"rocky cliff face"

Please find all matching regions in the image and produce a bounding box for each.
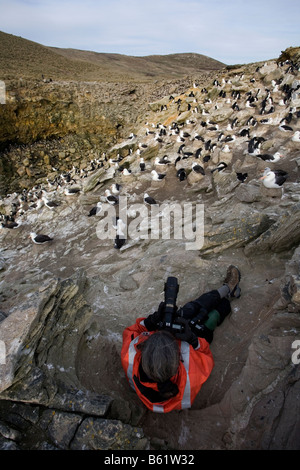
[0,48,300,450]
[0,74,218,195]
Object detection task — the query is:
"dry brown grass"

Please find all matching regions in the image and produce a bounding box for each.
[0,30,225,82]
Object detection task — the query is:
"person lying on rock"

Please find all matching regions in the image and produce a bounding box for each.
[121,265,241,413]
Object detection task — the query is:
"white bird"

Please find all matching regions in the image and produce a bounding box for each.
[192,162,205,174]
[279,121,293,132]
[260,118,273,125]
[151,170,166,181]
[42,195,60,209]
[211,162,228,173]
[155,156,171,165]
[256,152,283,163]
[139,142,148,149]
[193,133,204,142]
[279,99,287,106]
[88,202,102,217]
[1,220,20,229]
[111,183,121,195]
[260,168,288,188]
[30,232,53,244]
[112,216,126,234]
[64,187,80,196]
[139,158,146,171]
[292,131,300,142]
[144,193,157,205]
[105,189,118,205]
[114,235,126,249]
[221,144,231,153]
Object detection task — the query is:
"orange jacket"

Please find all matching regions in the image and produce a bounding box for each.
[121,317,214,413]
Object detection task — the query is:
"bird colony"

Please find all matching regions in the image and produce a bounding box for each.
[0,57,299,251]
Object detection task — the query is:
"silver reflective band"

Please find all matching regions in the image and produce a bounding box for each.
[180,341,191,409]
[127,336,139,390]
[153,404,164,413]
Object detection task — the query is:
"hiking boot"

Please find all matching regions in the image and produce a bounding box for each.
[223,265,241,298]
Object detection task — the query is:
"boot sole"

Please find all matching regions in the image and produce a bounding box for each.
[228,265,241,298]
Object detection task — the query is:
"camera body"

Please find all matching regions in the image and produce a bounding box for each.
[158,277,208,335]
[159,276,184,333]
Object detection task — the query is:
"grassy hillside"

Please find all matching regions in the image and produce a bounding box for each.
[0,30,225,82]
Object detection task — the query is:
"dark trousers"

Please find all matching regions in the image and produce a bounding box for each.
[178,290,231,343]
[180,289,231,323]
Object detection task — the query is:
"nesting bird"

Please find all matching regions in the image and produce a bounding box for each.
[176,168,187,181]
[113,217,126,249]
[122,168,132,176]
[236,172,248,183]
[248,136,265,156]
[144,193,157,205]
[151,170,166,181]
[30,232,53,244]
[64,187,80,196]
[114,234,126,249]
[105,189,119,205]
[292,131,300,142]
[139,158,146,171]
[211,162,228,173]
[192,162,205,175]
[42,194,60,209]
[155,155,171,165]
[111,183,121,195]
[221,144,231,153]
[1,220,20,229]
[256,152,283,163]
[260,168,288,188]
[88,202,102,217]
[279,121,293,132]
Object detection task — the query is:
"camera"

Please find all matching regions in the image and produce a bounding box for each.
[159,276,184,333]
[158,277,208,335]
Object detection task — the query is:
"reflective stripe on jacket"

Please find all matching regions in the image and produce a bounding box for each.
[121,317,214,413]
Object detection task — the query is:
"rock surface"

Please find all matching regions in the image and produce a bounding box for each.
[0,48,300,450]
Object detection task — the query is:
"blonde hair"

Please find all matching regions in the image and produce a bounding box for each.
[140,331,180,383]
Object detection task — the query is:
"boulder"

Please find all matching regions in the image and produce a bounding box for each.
[201,202,273,254]
[83,165,116,193]
[212,170,240,197]
[235,183,262,203]
[244,202,300,255]
[0,269,110,407]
